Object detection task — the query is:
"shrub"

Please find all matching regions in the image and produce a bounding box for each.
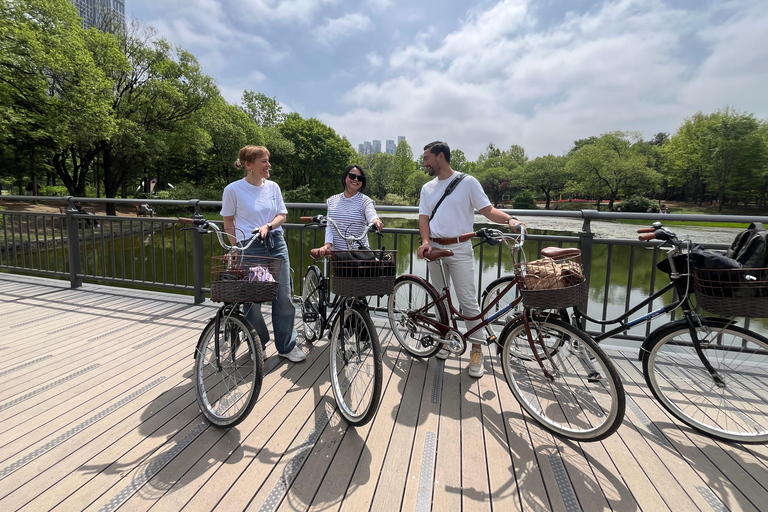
[38,186,69,197]
[512,190,537,209]
[379,193,411,206]
[619,195,658,213]
[284,185,314,203]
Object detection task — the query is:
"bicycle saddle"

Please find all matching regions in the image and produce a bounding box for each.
[540,247,582,260]
[424,248,454,261]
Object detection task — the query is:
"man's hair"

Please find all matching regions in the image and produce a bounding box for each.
[423,141,451,163]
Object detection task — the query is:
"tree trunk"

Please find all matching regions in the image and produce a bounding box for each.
[102,146,118,216]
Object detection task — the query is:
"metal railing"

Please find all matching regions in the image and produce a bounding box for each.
[2,195,767,340]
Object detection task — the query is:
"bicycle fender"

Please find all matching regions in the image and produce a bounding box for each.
[639,316,734,360]
[395,274,449,323]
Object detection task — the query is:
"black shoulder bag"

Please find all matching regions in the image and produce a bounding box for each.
[429,172,467,221]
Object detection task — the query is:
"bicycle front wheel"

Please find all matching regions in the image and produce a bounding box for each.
[502,316,625,441]
[330,302,382,426]
[388,276,446,358]
[194,312,263,427]
[643,319,768,443]
[301,265,324,343]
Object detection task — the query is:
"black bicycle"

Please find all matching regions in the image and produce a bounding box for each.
[180,217,279,427]
[298,215,394,426]
[573,222,768,443]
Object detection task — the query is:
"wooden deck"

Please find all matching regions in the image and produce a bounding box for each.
[2,273,768,512]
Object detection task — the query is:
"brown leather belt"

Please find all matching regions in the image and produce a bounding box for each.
[430,236,462,245]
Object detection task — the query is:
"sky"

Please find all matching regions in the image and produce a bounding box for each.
[127,0,768,161]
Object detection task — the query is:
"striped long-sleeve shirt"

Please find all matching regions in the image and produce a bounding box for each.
[325,192,379,250]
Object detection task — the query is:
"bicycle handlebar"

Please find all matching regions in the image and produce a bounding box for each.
[637,222,678,243]
[302,214,381,249]
[178,217,263,251]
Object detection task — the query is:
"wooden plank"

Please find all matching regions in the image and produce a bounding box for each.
[431,350,462,511]
[304,341,404,512]
[369,343,427,512]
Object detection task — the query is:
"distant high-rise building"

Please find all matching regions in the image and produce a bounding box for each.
[372,140,381,154]
[385,140,396,155]
[71,0,125,31]
[363,141,373,155]
[358,143,364,154]
[397,136,405,145]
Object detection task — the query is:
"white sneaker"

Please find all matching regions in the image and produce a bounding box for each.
[280,346,306,362]
[435,347,450,360]
[468,349,484,378]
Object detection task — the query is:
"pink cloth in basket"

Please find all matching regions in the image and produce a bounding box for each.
[248,265,275,282]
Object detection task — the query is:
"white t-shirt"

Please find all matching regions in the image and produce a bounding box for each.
[220,179,288,242]
[325,192,379,249]
[418,173,491,238]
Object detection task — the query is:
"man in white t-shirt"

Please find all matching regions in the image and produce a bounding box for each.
[418,141,525,377]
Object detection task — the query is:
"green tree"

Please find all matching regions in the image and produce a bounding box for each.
[475,156,520,206]
[701,107,767,209]
[525,155,571,209]
[278,113,355,201]
[566,131,661,211]
[507,144,528,167]
[0,0,114,196]
[240,90,285,128]
[393,140,417,197]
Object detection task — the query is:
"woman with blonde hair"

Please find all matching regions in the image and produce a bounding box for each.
[221,145,305,362]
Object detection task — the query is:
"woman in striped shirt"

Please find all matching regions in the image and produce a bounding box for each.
[314,164,384,256]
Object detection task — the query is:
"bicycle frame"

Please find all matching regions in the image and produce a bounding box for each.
[410,272,520,346]
[571,231,729,381]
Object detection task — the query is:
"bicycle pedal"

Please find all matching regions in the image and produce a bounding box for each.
[303,312,319,322]
[587,371,601,383]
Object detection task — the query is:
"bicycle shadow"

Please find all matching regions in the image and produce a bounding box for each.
[638,419,768,511]
[378,328,635,510]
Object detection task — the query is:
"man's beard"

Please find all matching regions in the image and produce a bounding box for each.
[425,166,435,176]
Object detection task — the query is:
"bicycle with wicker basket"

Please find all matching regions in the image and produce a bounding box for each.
[387,228,625,442]
[571,221,768,443]
[298,214,395,426]
[180,217,280,427]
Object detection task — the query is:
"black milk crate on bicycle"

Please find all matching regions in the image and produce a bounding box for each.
[514,253,588,309]
[210,255,281,303]
[692,266,768,318]
[331,249,397,297]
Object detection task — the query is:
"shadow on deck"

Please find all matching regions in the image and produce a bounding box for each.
[1,273,767,512]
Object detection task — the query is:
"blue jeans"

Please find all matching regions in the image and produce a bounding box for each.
[241,231,296,354]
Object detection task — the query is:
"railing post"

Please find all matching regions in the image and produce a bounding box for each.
[189,200,206,304]
[577,210,596,314]
[64,197,82,289]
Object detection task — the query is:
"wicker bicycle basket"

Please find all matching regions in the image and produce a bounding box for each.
[514,255,588,309]
[210,255,281,303]
[331,250,397,297]
[692,267,768,318]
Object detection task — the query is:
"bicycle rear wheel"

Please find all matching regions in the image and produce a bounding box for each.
[502,316,625,441]
[388,276,446,358]
[643,319,768,443]
[194,311,263,427]
[330,302,382,426]
[301,265,324,342]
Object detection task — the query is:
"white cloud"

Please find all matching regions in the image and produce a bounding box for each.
[366,52,384,69]
[323,0,768,160]
[313,13,373,46]
[238,0,340,25]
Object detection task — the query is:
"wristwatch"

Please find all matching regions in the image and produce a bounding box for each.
[506,216,517,224]
[267,223,273,231]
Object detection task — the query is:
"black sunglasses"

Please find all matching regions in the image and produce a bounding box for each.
[347,173,365,182]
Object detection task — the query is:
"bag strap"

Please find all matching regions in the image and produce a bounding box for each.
[429,172,467,221]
